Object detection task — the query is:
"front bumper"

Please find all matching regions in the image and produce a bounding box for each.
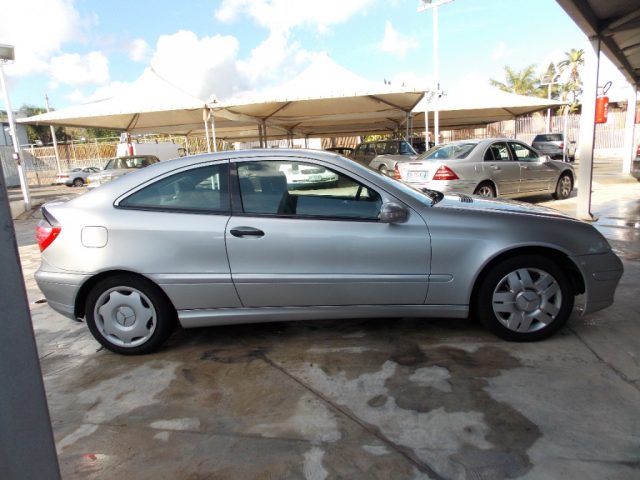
[35,269,89,320]
[571,250,624,315]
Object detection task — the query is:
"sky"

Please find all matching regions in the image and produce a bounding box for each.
[0,0,631,113]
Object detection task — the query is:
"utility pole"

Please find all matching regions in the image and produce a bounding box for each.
[418,0,453,146]
[0,45,31,210]
[44,94,62,173]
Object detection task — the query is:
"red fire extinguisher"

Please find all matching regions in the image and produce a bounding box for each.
[595,81,612,124]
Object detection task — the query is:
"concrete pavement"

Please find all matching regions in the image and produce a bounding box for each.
[13,162,640,479]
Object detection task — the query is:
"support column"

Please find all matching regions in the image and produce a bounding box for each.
[576,36,600,221]
[0,164,60,479]
[210,110,217,153]
[622,87,637,175]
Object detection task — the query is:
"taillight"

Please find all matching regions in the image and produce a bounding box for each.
[432,165,459,180]
[394,163,401,179]
[35,208,61,252]
[559,142,564,149]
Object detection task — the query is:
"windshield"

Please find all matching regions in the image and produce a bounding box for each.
[385,174,444,205]
[418,142,478,160]
[103,157,155,170]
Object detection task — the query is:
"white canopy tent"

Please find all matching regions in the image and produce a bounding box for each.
[413,84,565,130]
[20,68,212,135]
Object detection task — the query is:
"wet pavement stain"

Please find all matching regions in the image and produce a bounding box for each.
[384,345,541,479]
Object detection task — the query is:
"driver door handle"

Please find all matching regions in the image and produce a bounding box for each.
[230,227,265,238]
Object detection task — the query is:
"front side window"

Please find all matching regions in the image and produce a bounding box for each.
[398,141,417,155]
[237,160,382,220]
[510,142,539,162]
[119,163,229,213]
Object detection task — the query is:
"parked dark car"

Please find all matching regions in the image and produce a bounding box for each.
[325,146,354,157]
[352,140,418,175]
[531,133,576,161]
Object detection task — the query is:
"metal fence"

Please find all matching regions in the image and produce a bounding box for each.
[3,112,638,187]
[441,111,638,156]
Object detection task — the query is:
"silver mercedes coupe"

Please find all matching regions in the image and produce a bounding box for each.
[35,149,623,354]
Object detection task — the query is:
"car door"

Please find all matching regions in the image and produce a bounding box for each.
[482,141,521,195]
[115,161,240,310]
[225,157,431,307]
[509,141,557,193]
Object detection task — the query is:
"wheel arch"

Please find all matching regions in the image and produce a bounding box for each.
[474,179,498,196]
[74,269,174,319]
[468,246,585,317]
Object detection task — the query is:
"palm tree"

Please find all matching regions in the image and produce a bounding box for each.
[558,48,584,109]
[490,65,545,97]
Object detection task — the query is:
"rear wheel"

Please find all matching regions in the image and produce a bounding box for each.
[378,165,388,176]
[552,173,573,200]
[72,178,84,187]
[476,255,574,341]
[85,274,176,355]
[474,182,496,198]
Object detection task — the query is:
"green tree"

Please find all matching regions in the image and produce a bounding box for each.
[490,65,545,97]
[19,105,69,144]
[558,48,584,111]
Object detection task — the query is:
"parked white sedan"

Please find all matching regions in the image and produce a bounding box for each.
[397,139,575,200]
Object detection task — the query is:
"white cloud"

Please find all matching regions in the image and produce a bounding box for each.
[490,41,513,62]
[379,21,418,58]
[236,30,311,86]
[0,0,83,76]
[49,51,109,88]
[149,30,243,100]
[215,0,372,33]
[129,38,150,62]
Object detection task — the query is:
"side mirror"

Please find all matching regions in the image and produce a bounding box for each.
[379,202,409,224]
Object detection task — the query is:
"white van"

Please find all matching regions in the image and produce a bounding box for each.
[117,135,186,161]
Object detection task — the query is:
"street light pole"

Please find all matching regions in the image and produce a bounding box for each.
[540,73,559,133]
[44,93,62,174]
[0,58,31,210]
[418,0,453,146]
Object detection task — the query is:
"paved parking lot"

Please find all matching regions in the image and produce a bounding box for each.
[14,165,640,479]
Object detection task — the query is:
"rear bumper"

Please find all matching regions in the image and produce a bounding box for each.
[571,251,624,315]
[35,269,89,320]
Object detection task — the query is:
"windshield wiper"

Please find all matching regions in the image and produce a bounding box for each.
[420,188,444,204]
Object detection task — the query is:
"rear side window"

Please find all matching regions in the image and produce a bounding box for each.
[119,164,229,213]
[420,143,477,160]
[534,134,562,142]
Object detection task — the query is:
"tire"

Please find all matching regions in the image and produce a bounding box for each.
[476,255,574,342]
[378,165,389,176]
[473,182,496,198]
[72,178,84,187]
[552,173,573,200]
[85,274,177,355]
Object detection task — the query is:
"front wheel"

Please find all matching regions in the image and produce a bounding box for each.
[552,173,573,200]
[474,182,496,198]
[85,274,177,354]
[476,255,574,341]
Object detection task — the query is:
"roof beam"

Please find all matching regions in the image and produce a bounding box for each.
[602,9,640,35]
